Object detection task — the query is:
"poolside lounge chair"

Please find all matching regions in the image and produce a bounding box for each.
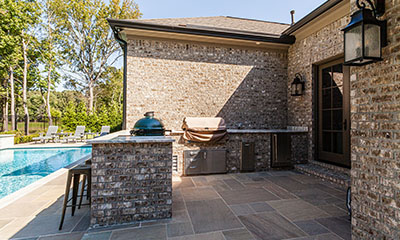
[64,126,85,143]
[32,126,58,143]
[98,126,110,137]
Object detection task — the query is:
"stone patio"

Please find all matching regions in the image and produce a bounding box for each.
[0,171,350,240]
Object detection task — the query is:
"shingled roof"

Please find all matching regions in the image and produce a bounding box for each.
[130,16,290,36]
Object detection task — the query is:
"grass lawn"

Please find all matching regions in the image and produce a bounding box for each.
[1,122,56,134]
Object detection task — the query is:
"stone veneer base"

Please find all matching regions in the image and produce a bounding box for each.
[90,142,173,228]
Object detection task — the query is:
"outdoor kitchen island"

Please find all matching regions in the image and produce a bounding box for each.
[88,131,174,228]
[87,127,307,228]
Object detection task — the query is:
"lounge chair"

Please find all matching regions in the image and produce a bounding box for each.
[64,126,86,143]
[98,126,110,137]
[32,126,58,143]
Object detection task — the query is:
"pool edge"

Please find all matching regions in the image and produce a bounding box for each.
[0,153,91,209]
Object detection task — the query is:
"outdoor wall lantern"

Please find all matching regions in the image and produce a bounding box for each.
[291,73,305,96]
[342,0,387,66]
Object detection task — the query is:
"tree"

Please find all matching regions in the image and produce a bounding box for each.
[49,0,140,112]
[95,66,123,108]
[20,1,41,135]
[0,0,41,134]
[38,0,61,125]
[0,0,24,131]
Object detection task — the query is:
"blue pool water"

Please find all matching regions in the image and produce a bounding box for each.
[0,147,91,199]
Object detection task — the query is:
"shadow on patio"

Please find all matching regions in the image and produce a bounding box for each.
[1,171,351,240]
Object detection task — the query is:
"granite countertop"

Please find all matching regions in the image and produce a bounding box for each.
[227,129,308,134]
[88,127,308,143]
[88,130,175,144]
[169,127,308,135]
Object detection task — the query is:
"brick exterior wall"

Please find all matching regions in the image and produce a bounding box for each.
[126,38,288,131]
[121,2,400,237]
[91,142,173,227]
[349,0,400,238]
[287,15,350,163]
[288,1,400,238]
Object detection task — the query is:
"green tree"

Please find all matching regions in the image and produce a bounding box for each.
[95,66,123,107]
[20,0,41,135]
[0,0,41,134]
[49,0,141,112]
[0,0,25,130]
[61,101,87,131]
[38,0,61,125]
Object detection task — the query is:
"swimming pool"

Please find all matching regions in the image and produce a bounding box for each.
[0,147,92,199]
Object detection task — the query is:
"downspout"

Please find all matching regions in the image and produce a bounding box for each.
[112,27,128,130]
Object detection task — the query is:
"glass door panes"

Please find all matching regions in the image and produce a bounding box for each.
[321,64,343,154]
[318,60,350,168]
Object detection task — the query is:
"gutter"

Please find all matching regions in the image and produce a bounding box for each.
[107,18,295,44]
[110,24,128,130]
[282,0,343,35]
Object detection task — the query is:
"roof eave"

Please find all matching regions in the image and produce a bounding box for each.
[282,0,344,35]
[107,18,295,45]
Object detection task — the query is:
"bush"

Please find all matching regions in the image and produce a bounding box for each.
[61,100,122,133]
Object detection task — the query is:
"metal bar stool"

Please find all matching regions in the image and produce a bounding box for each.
[59,164,91,230]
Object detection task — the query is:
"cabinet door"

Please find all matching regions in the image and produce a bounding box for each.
[204,150,227,174]
[184,150,205,175]
[271,133,292,168]
[241,142,255,172]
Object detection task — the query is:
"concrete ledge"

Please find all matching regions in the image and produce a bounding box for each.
[87,130,175,144]
[0,134,15,149]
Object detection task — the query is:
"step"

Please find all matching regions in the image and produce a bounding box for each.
[295,162,350,188]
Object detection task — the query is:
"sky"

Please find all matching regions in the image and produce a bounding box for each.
[58,0,327,91]
[134,0,327,24]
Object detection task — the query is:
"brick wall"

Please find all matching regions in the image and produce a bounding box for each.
[350,0,400,238]
[288,0,400,238]
[287,15,350,163]
[91,142,173,227]
[126,38,288,131]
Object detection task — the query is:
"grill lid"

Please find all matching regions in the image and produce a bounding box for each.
[182,117,227,142]
[131,112,165,136]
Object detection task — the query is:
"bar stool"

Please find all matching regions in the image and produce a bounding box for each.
[59,164,91,230]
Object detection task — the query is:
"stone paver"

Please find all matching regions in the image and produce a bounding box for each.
[0,171,350,240]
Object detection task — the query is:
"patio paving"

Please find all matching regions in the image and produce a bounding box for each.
[0,171,351,240]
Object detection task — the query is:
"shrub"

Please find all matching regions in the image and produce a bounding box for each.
[61,101,122,133]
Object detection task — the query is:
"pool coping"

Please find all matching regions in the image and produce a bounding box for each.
[6,143,92,150]
[0,151,92,210]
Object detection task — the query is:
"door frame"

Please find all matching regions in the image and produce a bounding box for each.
[315,58,351,168]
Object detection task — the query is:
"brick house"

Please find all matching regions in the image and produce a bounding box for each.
[108,0,399,238]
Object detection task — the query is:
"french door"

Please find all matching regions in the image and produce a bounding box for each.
[318,59,350,168]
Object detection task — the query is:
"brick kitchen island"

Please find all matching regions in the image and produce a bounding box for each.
[89,132,174,228]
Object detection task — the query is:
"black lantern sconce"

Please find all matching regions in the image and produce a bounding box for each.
[342,0,387,66]
[291,73,305,96]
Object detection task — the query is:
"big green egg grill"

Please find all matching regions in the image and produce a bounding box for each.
[130,112,165,136]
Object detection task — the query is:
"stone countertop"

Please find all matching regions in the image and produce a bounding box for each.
[87,130,175,144]
[227,129,308,134]
[169,127,308,135]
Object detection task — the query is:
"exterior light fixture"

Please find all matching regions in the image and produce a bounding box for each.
[291,73,305,96]
[342,0,387,66]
